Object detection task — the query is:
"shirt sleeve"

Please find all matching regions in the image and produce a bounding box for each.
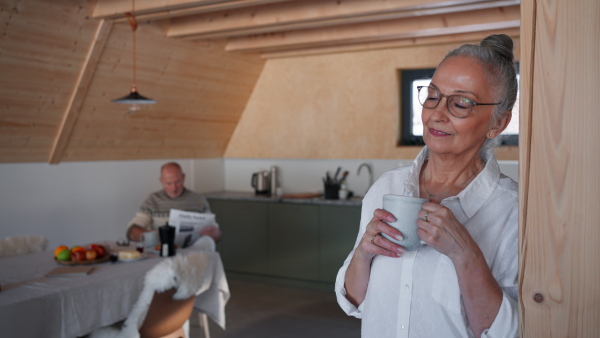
[127,211,152,232]
[480,289,519,337]
[334,175,387,319]
[481,198,519,337]
[334,248,364,318]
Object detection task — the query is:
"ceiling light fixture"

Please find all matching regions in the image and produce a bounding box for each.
[112,0,156,114]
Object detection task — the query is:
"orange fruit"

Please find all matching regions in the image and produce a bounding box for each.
[54,245,69,258]
[71,246,86,254]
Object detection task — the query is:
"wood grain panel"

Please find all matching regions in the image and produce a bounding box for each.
[520,0,600,336]
[0,0,101,163]
[168,0,489,39]
[225,5,520,53]
[225,36,520,160]
[61,22,264,162]
[49,19,113,164]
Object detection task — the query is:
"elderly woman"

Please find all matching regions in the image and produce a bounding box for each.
[336,34,519,337]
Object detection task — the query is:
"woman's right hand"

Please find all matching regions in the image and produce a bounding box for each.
[355,208,406,261]
[344,208,405,307]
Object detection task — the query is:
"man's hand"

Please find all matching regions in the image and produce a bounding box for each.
[127,225,148,242]
[200,225,222,243]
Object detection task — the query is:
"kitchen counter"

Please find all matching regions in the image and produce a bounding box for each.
[204,191,362,207]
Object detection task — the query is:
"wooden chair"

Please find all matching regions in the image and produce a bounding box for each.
[139,288,195,338]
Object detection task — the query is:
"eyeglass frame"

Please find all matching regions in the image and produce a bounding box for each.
[416,85,501,119]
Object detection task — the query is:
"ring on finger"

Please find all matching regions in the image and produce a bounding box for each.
[423,210,431,222]
[370,234,378,244]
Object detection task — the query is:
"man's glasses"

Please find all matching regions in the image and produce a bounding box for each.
[417,86,500,118]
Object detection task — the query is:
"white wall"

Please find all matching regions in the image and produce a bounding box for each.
[0,157,517,250]
[0,159,224,249]
[223,158,519,197]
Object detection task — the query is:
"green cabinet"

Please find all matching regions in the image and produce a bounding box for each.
[208,197,361,285]
[319,205,361,283]
[209,199,269,275]
[268,203,319,280]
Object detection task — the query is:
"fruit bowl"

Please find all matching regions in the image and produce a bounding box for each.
[55,254,110,266]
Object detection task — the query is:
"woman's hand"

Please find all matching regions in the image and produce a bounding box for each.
[417,201,504,336]
[417,201,478,263]
[344,208,406,307]
[355,208,406,262]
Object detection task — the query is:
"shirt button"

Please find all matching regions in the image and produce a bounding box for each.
[401,324,406,330]
[404,284,410,289]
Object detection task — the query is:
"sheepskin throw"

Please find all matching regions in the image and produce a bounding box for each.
[90,252,210,338]
[0,236,48,258]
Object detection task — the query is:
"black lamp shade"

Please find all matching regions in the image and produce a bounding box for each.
[112,88,156,105]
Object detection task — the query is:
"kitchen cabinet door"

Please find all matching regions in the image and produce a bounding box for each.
[208,198,224,253]
[268,203,319,280]
[319,205,361,283]
[209,199,269,274]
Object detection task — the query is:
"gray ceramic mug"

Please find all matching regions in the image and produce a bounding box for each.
[381,194,428,251]
[141,230,159,248]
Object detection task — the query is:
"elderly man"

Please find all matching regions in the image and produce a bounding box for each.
[127,162,221,246]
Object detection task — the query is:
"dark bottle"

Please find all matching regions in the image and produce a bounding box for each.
[158,224,176,257]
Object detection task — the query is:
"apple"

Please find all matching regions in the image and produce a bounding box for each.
[89,244,106,258]
[71,250,86,262]
[85,249,98,261]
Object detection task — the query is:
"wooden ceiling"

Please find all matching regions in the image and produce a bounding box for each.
[93,0,521,58]
[0,0,520,164]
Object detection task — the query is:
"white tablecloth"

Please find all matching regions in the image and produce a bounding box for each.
[0,244,229,338]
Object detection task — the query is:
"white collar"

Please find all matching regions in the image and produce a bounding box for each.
[404,146,501,218]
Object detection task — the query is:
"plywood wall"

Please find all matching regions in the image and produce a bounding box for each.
[225,33,520,160]
[0,0,265,163]
[519,0,600,335]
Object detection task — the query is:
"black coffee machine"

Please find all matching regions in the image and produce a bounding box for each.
[159,224,176,257]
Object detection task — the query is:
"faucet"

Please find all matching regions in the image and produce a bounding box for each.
[357,162,374,191]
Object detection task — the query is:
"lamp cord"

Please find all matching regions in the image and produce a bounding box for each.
[125,0,138,90]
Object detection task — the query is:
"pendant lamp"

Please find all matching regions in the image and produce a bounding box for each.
[112,0,156,114]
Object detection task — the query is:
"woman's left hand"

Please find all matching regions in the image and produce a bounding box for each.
[417,201,478,261]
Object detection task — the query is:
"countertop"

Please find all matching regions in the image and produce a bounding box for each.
[204,191,362,207]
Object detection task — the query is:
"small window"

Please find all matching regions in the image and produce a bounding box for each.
[399,68,519,146]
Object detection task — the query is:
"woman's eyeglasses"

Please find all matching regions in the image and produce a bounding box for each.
[417,86,500,118]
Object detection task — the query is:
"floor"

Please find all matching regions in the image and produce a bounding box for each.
[188,279,361,338]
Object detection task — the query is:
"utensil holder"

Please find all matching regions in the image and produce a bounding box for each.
[324,183,340,200]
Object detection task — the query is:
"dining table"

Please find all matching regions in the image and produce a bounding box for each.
[0,243,229,338]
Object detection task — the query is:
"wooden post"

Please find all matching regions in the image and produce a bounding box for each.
[519,0,600,335]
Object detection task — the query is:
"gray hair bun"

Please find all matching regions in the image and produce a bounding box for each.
[480,34,515,63]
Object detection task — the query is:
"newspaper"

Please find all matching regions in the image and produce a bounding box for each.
[168,209,216,248]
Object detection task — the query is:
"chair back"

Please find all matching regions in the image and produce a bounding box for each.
[139,288,195,338]
[90,252,210,338]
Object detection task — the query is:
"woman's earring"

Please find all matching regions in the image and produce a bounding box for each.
[488,133,493,138]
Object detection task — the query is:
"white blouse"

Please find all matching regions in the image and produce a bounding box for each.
[335,147,519,338]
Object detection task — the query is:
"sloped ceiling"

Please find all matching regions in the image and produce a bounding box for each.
[0,0,520,163]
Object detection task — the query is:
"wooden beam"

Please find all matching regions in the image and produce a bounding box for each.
[169,0,519,40]
[518,0,535,335]
[92,0,293,21]
[225,5,520,53]
[48,19,113,164]
[261,28,521,59]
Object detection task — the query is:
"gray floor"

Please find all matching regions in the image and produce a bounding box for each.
[189,279,361,338]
